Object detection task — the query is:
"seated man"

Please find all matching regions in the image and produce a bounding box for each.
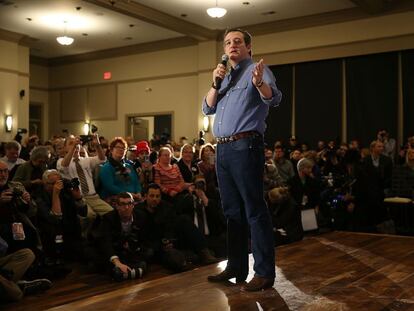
[90,192,150,281]
[0,160,40,255]
[57,134,112,219]
[12,146,50,194]
[0,141,25,180]
[0,236,51,303]
[136,184,217,272]
[34,170,87,263]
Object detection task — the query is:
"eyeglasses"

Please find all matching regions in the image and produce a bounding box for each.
[114,146,126,151]
[117,201,134,207]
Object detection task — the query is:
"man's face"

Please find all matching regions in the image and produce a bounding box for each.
[265,149,273,161]
[116,197,134,219]
[223,31,251,64]
[146,188,161,209]
[407,149,414,161]
[274,148,284,160]
[292,150,302,160]
[0,163,9,187]
[5,148,19,162]
[372,142,384,155]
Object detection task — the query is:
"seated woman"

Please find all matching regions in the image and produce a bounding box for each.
[197,144,218,196]
[153,147,186,198]
[99,137,142,203]
[177,143,199,185]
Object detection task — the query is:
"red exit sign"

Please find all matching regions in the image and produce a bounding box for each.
[103,72,112,80]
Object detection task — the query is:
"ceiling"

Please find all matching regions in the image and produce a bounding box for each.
[0,0,410,61]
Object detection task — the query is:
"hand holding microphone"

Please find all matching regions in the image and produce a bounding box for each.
[212,54,228,90]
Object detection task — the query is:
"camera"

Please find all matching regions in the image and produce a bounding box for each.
[112,261,147,282]
[63,178,80,190]
[198,130,205,146]
[12,187,23,197]
[194,180,206,190]
[7,182,27,211]
[79,125,98,145]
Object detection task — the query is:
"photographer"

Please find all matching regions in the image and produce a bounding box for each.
[58,134,112,219]
[34,170,87,263]
[136,184,218,272]
[91,192,150,281]
[184,175,226,257]
[0,160,40,254]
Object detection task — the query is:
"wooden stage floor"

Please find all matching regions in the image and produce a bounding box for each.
[4,231,414,311]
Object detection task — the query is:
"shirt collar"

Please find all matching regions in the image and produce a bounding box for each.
[231,58,253,73]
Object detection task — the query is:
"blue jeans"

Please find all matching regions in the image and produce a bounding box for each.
[216,135,275,279]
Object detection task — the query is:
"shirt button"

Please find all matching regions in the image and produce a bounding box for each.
[221,107,224,110]
[218,122,222,124]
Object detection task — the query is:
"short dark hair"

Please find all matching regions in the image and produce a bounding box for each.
[223,28,252,46]
[147,183,161,191]
[117,192,133,202]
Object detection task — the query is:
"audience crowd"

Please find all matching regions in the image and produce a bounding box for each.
[1,128,413,303]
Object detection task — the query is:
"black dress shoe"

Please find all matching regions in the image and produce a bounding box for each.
[207,269,246,283]
[241,276,274,292]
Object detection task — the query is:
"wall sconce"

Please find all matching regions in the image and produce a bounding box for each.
[83,122,90,135]
[203,116,210,132]
[5,115,13,132]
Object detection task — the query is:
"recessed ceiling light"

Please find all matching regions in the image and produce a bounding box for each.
[242,2,250,5]
[129,24,135,27]
[26,17,32,21]
[180,13,187,18]
[262,11,276,16]
[82,33,88,36]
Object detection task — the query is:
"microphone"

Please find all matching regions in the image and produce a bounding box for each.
[215,54,229,90]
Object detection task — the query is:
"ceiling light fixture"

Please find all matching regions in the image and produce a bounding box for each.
[207,0,227,18]
[56,21,74,46]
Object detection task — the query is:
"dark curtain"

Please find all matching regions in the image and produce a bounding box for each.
[402,50,414,142]
[346,52,398,147]
[265,64,293,147]
[295,59,342,149]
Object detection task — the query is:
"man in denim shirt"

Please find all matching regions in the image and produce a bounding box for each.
[203,28,282,291]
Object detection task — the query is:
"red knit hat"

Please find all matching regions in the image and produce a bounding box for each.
[135,140,150,154]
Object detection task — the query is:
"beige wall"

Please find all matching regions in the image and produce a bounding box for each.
[0,39,29,142]
[25,10,414,142]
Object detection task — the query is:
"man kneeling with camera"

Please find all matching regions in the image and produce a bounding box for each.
[90,192,150,281]
[34,170,87,267]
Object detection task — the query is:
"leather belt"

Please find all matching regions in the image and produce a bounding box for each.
[216,131,260,144]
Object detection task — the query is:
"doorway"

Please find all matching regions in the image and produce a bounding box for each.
[126,113,173,143]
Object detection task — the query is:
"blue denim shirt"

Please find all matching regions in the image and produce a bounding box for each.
[202,58,282,137]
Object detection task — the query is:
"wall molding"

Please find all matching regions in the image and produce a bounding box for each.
[0,67,29,77]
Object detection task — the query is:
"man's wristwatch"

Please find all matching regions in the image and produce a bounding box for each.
[256,80,264,88]
[211,82,219,90]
